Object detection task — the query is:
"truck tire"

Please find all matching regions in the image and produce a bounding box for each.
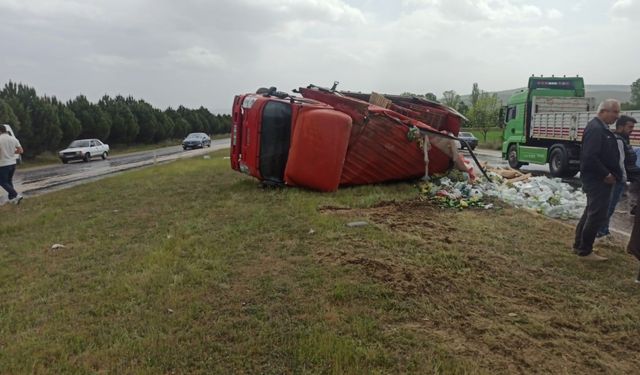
[508,144,523,169]
[83,153,91,162]
[564,169,579,178]
[549,147,574,177]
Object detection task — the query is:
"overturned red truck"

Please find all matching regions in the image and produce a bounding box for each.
[230,85,480,192]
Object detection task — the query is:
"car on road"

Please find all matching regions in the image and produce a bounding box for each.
[58,139,110,163]
[182,132,211,150]
[457,131,478,150]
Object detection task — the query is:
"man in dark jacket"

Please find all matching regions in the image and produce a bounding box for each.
[597,115,639,237]
[573,99,621,260]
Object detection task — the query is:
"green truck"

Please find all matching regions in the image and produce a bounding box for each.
[501,76,640,177]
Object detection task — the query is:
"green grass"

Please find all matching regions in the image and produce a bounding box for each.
[2,150,640,373]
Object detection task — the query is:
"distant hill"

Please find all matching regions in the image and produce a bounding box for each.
[584,85,631,105]
[460,84,631,105]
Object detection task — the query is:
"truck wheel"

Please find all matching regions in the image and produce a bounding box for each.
[564,169,579,178]
[549,147,569,177]
[508,144,522,169]
[101,152,108,160]
[83,153,91,162]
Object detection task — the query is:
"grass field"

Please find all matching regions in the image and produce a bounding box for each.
[2,150,640,373]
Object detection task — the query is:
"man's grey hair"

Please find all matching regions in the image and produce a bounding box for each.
[597,99,620,113]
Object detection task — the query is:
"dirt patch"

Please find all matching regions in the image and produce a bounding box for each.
[316,199,640,374]
[320,199,460,241]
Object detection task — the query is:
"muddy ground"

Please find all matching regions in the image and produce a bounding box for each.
[317,200,640,374]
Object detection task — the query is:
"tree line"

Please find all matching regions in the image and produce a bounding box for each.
[0,81,231,158]
[622,78,640,110]
[404,82,501,141]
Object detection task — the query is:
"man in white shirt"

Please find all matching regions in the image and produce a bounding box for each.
[0,124,24,204]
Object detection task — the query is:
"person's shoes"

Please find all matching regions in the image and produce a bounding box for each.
[595,231,609,238]
[10,195,23,205]
[579,252,608,261]
[595,234,614,246]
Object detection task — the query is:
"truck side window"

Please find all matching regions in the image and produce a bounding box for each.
[507,106,517,121]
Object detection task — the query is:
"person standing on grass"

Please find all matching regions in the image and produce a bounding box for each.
[614,115,640,284]
[597,115,639,238]
[0,124,24,205]
[626,178,640,283]
[573,99,621,261]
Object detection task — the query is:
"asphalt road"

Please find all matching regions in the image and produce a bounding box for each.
[1,139,230,204]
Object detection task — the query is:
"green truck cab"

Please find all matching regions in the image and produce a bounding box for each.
[501,76,589,177]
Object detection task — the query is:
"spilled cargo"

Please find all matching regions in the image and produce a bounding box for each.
[231,85,482,192]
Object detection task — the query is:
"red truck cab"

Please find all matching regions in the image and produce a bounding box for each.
[231,92,352,190]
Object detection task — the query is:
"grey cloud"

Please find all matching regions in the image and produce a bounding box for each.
[0,0,638,114]
[401,0,544,23]
[611,0,640,19]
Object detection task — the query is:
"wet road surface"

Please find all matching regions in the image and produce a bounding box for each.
[1,139,229,204]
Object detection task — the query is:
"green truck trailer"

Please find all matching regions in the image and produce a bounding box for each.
[501,76,640,177]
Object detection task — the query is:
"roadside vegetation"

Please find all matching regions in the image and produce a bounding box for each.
[2,152,640,373]
[467,127,503,150]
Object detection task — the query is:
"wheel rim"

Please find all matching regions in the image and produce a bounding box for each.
[551,153,561,171]
[508,148,517,165]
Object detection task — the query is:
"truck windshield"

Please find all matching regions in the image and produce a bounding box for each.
[259,101,292,183]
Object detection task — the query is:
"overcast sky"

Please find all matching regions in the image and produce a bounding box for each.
[1,0,638,113]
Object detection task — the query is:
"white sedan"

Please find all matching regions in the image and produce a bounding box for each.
[58,139,110,163]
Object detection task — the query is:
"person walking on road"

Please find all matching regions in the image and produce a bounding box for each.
[0,124,24,205]
[573,99,622,261]
[597,115,640,238]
